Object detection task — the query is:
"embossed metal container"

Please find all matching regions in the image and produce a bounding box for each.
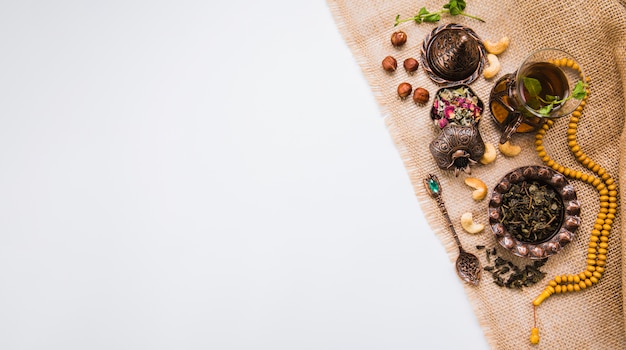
[421,23,486,85]
[488,166,580,259]
[429,123,485,176]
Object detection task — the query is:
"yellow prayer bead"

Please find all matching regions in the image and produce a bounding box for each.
[587,260,596,266]
[600,236,609,242]
[590,276,599,284]
[588,248,597,254]
[570,144,580,151]
[592,164,600,173]
[599,242,609,249]
[574,275,581,283]
[598,168,606,176]
[555,285,562,293]
[585,279,592,287]
[549,280,557,287]
[607,184,616,191]
[592,178,602,187]
[587,254,597,260]
[596,266,605,273]
[567,274,574,283]
[593,271,602,279]
[567,134,576,141]
[547,160,555,167]
[609,190,617,197]
[603,224,611,231]
[555,275,562,284]
[574,284,581,291]
[567,284,574,292]
[598,254,607,261]
[581,174,589,182]
[609,208,617,214]
[586,265,595,272]
[579,281,587,289]
[598,248,607,254]
[593,224,603,230]
[572,111,582,118]
[595,218,605,225]
[598,213,607,220]
[597,260,606,267]
[601,230,610,236]
[606,178,614,185]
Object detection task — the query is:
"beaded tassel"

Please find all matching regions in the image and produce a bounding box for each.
[529,66,618,344]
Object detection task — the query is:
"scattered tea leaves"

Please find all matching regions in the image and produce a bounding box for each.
[482,247,548,289]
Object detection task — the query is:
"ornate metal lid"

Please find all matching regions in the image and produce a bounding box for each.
[421,23,486,85]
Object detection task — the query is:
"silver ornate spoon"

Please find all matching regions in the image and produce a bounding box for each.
[424,174,481,285]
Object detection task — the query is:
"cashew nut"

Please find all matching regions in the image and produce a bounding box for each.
[479,143,497,164]
[483,54,501,79]
[484,36,510,55]
[464,177,488,201]
[461,212,484,234]
[498,140,521,157]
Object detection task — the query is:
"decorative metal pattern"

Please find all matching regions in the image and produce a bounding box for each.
[488,166,580,259]
[424,174,481,285]
[429,124,485,176]
[421,23,486,85]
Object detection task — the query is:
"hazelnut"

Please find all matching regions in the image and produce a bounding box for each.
[382,56,397,72]
[390,31,407,47]
[412,87,430,104]
[397,82,412,98]
[403,57,419,73]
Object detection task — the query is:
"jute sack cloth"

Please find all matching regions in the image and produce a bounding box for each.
[327,0,626,348]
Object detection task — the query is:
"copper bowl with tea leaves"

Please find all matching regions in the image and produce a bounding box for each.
[488,165,580,259]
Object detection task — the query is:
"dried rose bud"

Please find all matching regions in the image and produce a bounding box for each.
[413,87,430,104]
[403,57,419,73]
[390,31,407,47]
[397,82,412,98]
[382,56,397,72]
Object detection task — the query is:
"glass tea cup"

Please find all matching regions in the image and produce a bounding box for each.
[489,48,587,144]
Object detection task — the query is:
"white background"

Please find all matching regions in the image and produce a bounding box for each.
[0,1,487,349]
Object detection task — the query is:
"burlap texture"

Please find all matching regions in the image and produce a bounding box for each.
[327,0,626,348]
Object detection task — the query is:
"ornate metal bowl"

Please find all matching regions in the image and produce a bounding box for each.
[421,23,486,85]
[430,84,484,129]
[488,166,580,259]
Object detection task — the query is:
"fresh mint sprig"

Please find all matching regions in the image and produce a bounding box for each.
[522,78,587,116]
[394,0,484,26]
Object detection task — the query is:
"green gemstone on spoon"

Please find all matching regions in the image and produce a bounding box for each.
[428,179,440,194]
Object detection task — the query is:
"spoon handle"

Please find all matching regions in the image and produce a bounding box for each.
[424,174,463,249]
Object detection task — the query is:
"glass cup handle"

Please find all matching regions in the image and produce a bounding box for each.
[500,112,524,144]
